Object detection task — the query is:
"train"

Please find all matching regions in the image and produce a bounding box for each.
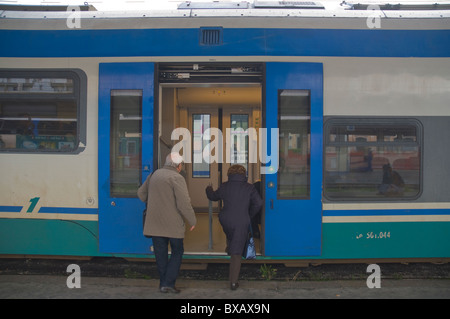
[0,0,449,265]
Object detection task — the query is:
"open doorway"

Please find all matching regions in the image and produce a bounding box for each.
[158,82,263,254]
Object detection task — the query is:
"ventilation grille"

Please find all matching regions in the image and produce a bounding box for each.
[200,27,223,46]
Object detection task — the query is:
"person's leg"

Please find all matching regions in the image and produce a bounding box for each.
[151,236,169,288]
[229,254,242,289]
[165,237,184,288]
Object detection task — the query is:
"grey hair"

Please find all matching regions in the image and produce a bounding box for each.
[165,152,184,168]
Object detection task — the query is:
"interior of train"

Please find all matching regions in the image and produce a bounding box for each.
[158,82,263,255]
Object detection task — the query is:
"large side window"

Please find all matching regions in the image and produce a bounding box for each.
[324,119,422,200]
[0,69,86,153]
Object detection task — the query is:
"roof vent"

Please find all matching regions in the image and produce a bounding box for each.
[199,27,223,46]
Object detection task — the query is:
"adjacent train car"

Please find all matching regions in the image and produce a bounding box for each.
[0,0,449,264]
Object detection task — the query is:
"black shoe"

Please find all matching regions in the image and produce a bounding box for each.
[160,286,181,293]
[230,282,239,290]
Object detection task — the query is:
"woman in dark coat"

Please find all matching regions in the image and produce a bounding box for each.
[205,164,263,290]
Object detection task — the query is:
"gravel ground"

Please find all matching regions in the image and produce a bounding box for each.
[1,257,449,282]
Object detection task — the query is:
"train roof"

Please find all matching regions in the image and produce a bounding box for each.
[1,0,450,11]
[0,0,449,30]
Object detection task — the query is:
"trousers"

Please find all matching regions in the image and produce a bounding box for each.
[152,236,184,288]
[229,254,242,283]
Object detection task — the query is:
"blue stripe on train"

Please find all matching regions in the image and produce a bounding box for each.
[1,29,449,58]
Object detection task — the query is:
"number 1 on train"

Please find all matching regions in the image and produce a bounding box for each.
[27,197,40,213]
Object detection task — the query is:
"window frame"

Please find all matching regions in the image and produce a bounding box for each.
[0,69,87,154]
[323,117,423,202]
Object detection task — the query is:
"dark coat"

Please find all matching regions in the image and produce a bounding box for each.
[205,174,263,255]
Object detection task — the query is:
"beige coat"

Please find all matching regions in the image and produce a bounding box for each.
[137,166,196,239]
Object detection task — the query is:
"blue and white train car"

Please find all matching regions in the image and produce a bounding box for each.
[0,0,449,263]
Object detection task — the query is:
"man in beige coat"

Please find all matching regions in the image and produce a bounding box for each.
[138,152,196,293]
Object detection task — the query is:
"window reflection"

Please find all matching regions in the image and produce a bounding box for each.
[0,75,78,152]
[325,121,421,199]
[277,90,311,199]
[0,77,73,93]
[110,90,142,197]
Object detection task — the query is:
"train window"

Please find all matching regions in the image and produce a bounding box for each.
[0,70,86,153]
[230,114,249,173]
[324,119,421,200]
[192,114,211,178]
[110,90,142,197]
[278,90,311,199]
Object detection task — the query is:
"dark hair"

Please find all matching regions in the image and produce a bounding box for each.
[227,164,246,176]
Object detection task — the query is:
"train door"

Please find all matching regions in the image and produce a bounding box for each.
[264,62,323,256]
[98,62,154,254]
